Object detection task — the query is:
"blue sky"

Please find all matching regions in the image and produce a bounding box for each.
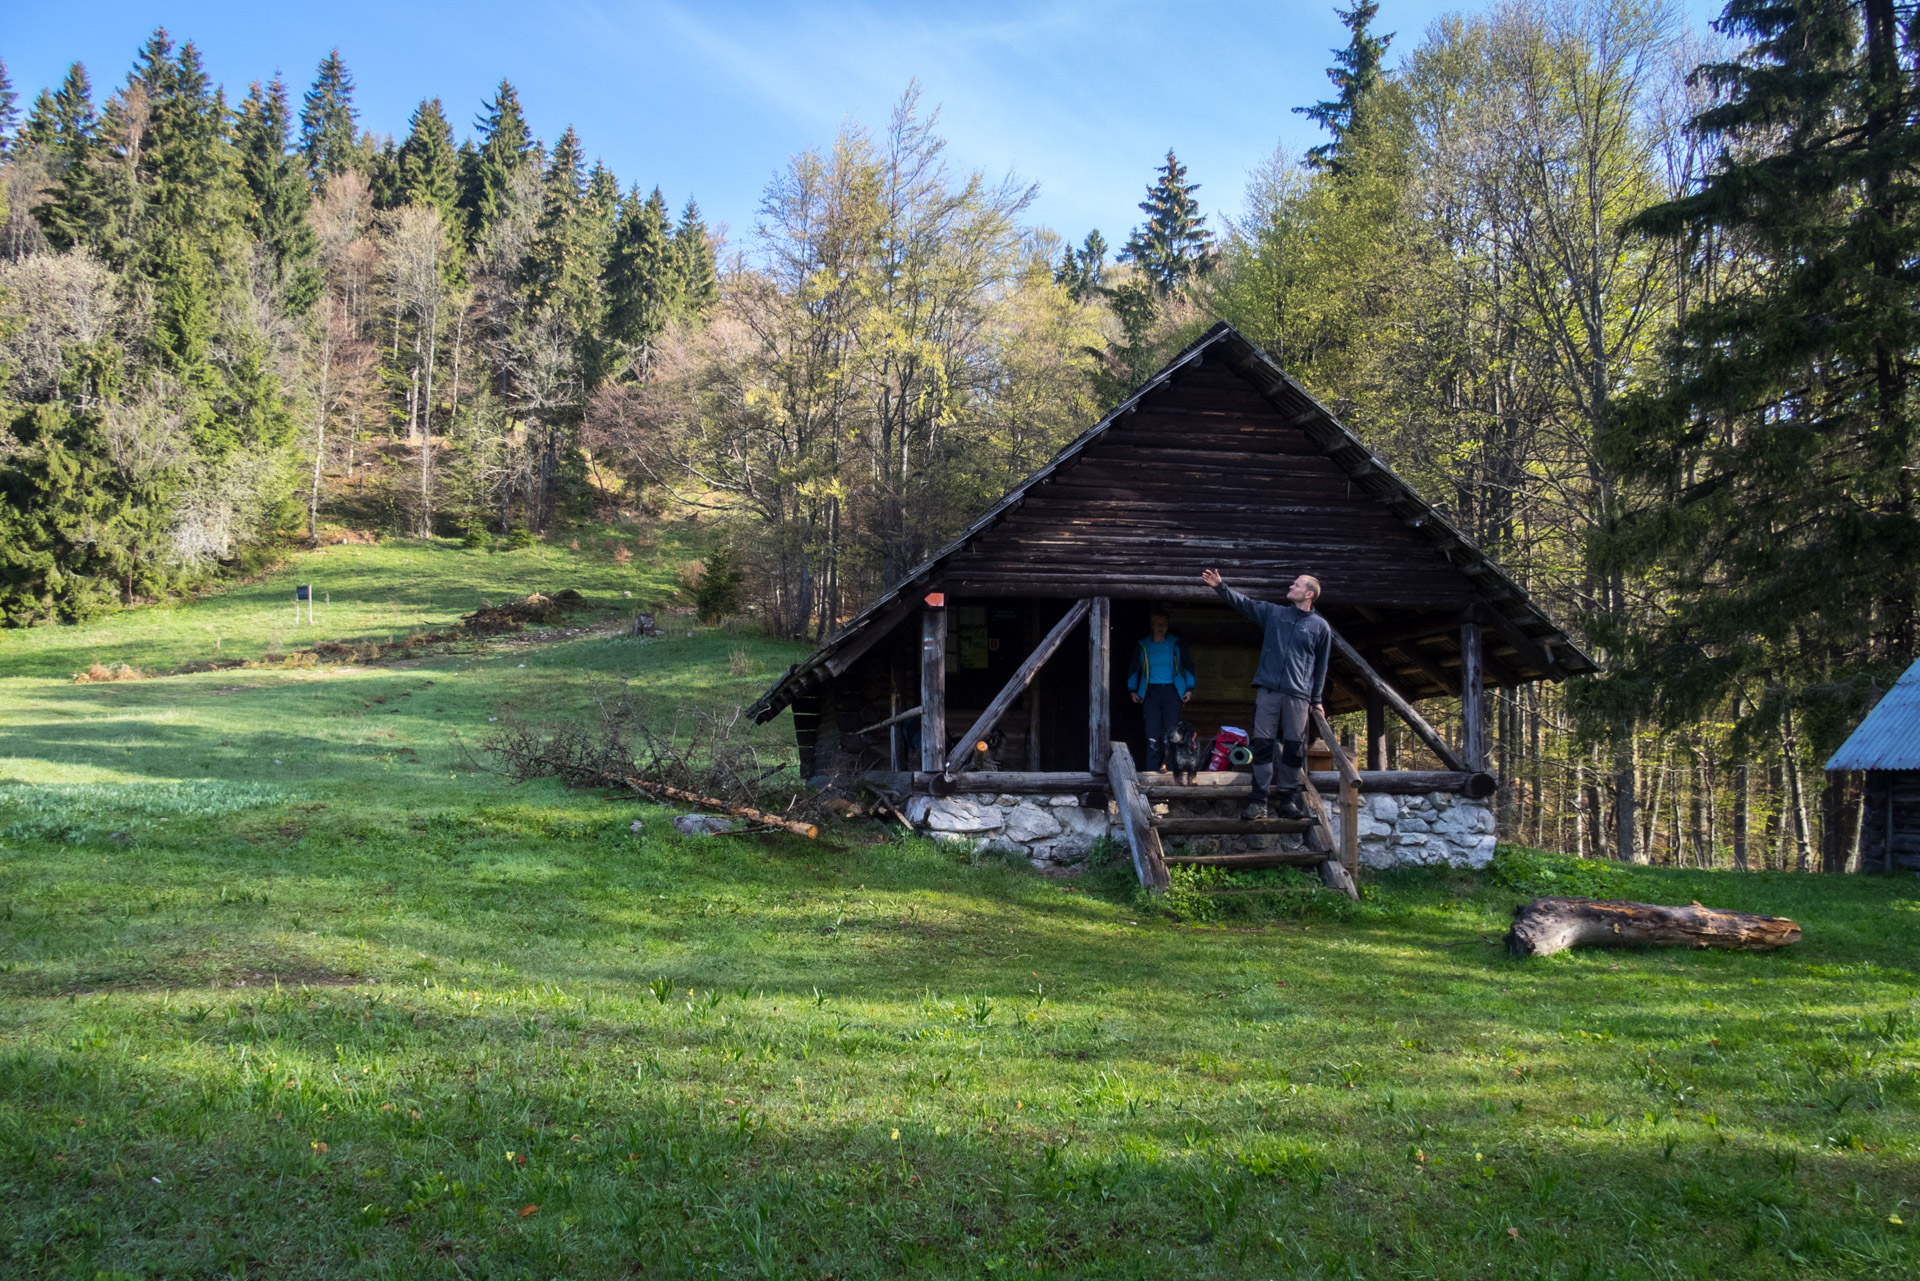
[6,1,1724,251]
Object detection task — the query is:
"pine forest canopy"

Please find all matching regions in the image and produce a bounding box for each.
[1,0,1917,879]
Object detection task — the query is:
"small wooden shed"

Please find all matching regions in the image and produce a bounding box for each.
[1826,656,1920,872]
[747,323,1594,888]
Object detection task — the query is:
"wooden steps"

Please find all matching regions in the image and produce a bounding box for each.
[1151,816,1313,835]
[1161,850,1326,868]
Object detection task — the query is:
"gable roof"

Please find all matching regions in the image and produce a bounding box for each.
[1826,657,1920,771]
[749,322,1595,723]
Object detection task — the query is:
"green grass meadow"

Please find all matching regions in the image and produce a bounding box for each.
[1,537,1917,1279]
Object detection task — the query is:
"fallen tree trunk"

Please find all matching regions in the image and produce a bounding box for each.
[575,766,819,839]
[1504,897,1800,958]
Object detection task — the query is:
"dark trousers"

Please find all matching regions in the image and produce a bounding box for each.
[1249,688,1309,799]
[1141,684,1183,770]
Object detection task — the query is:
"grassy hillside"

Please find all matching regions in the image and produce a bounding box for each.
[1,537,1916,1279]
[0,524,711,683]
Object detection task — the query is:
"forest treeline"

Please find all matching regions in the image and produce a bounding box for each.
[0,33,719,620]
[2,0,1915,872]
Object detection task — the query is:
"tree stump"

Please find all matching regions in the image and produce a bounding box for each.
[1504,897,1801,958]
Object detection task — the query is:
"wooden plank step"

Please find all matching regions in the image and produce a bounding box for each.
[1162,851,1327,868]
[1152,817,1314,835]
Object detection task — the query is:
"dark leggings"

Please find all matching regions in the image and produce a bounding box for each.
[1141,685,1183,769]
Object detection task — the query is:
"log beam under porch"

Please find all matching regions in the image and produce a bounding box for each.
[858,768,1498,798]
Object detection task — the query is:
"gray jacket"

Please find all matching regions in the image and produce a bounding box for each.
[1213,581,1332,701]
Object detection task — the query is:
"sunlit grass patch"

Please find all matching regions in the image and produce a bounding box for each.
[0,779,289,844]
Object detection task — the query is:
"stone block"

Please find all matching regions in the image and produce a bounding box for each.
[1358,839,1398,869]
[1398,817,1432,833]
[1057,806,1116,839]
[1002,804,1063,843]
[1044,795,1081,807]
[674,814,733,836]
[923,797,1005,833]
[1368,794,1400,823]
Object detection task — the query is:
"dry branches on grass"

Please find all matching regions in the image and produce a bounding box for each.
[72,663,148,684]
[484,686,823,836]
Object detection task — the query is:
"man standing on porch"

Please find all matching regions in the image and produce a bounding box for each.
[1200,568,1331,820]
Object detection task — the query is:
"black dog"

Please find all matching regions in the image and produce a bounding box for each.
[1166,721,1204,784]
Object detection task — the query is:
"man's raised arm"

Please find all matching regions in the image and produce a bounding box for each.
[1201,568,1267,622]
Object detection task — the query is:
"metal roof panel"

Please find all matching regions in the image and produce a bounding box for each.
[1826,657,1920,771]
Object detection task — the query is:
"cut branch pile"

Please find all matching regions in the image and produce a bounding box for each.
[484,686,822,838]
[463,589,588,636]
[1504,897,1801,958]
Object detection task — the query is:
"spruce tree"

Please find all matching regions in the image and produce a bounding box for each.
[300,50,359,182]
[136,36,244,256]
[1295,1,1394,174]
[1120,152,1213,292]
[587,161,620,223]
[0,59,18,161]
[464,79,535,238]
[397,96,464,262]
[672,197,718,319]
[604,185,677,360]
[1055,229,1106,301]
[31,63,105,252]
[0,404,140,623]
[1603,0,1920,845]
[523,126,602,328]
[236,77,320,311]
[367,137,404,209]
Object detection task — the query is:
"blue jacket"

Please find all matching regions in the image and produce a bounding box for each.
[1128,635,1196,697]
[1213,582,1331,701]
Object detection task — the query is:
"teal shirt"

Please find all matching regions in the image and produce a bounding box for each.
[1128,636,1195,697]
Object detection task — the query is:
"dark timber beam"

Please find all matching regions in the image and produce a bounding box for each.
[1366,691,1386,771]
[1478,607,1568,681]
[945,599,1091,779]
[823,592,922,679]
[1328,626,1469,772]
[1089,597,1112,773]
[1461,621,1487,771]
[919,601,947,774]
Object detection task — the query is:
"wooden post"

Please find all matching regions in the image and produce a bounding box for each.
[1311,706,1362,891]
[1106,741,1169,891]
[888,665,902,773]
[1088,596,1111,774]
[1366,691,1386,772]
[1026,606,1043,771]
[945,599,1091,778]
[920,601,946,774]
[1461,622,1486,771]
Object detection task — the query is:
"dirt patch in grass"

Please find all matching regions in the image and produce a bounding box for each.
[5,949,370,997]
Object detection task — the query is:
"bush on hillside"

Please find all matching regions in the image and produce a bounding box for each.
[694,547,745,623]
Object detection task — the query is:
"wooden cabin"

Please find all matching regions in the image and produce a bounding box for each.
[1826,656,1920,872]
[748,323,1594,889]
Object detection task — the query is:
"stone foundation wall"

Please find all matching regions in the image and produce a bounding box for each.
[898,788,1497,875]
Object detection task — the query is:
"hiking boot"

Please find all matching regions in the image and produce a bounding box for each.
[1240,798,1268,822]
[1272,791,1306,820]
